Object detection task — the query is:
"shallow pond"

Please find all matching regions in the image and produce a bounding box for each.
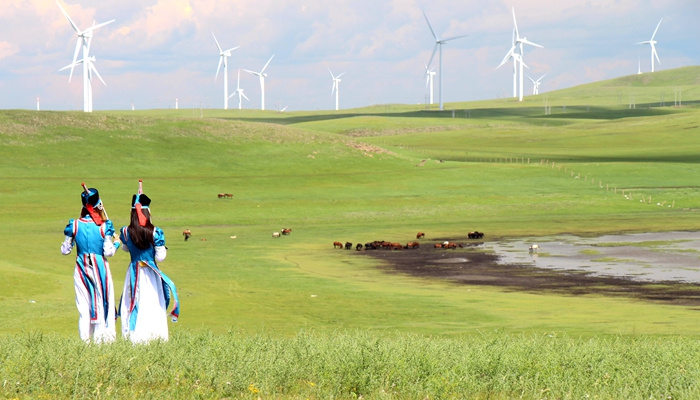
[486,231,700,283]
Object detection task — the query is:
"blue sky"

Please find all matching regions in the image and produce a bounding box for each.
[0,0,698,111]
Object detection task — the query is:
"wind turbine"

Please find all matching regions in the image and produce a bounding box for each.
[424,63,436,105]
[212,31,239,110]
[329,69,345,111]
[229,69,249,110]
[60,51,107,112]
[496,28,527,99]
[422,11,468,111]
[512,7,543,101]
[56,0,114,112]
[245,55,274,110]
[528,73,546,95]
[637,18,662,73]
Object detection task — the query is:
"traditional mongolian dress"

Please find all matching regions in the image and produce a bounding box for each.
[118,192,179,344]
[61,188,118,343]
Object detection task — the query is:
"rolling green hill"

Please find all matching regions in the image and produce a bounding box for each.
[1,66,700,339]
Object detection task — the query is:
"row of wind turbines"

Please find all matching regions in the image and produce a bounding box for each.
[56,0,665,113]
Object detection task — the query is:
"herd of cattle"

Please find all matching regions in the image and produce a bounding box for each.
[333,231,485,251]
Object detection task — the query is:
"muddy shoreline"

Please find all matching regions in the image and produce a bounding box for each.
[355,235,700,308]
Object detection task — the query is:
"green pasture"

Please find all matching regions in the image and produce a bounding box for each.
[2,67,700,341]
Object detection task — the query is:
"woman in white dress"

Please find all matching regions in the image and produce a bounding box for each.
[61,186,119,343]
[118,182,179,343]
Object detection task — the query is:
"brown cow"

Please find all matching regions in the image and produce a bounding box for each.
[225,193,233,199]
[281,228,292,235]
[416,232,425,239]
[218,193,225,199]
[333,241,343,249]
[405,241,420,249]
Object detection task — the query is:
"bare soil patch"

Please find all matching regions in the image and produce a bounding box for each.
[356,238,700,308]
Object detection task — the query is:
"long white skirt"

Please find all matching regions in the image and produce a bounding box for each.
[120,265,169,343]
[74,265,116,343]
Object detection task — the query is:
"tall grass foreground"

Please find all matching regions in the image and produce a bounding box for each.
[2,330,699,399]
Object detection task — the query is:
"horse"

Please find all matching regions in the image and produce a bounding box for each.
[281,228,292,235]
[333,241,343,249]
[416,232,425,239]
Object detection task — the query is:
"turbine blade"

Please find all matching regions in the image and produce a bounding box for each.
[56,1,81,34]
[427,44,438,72]
[216,56,223,79]
[441,34,468,43]
[261,55,274,73]
[422,11,439,41]
[651,18,662,40]
[337,72,345,78]
[496,46,516,69]
[211,31,223,52]
[520,38,543,48]
[241,92,249,101]
[225,46,240,53]
[89,61,106,86]
[651,44,660,64]
[512,7,520,40]
[82,19,115,34]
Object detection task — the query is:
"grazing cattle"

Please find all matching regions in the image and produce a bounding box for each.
[334,241,343,249]
[444,242,461,249]
[218,193,225,199]
[182,229,192,242]
[405,241,420,249]
[468,231,484,239]
[281,228,292,235]
[225,193,233,199]
[390,242,403,250]
[356,243,363,251]
[434,243,443,248]
[529,244,539,253]
[345,242,353,250]
[416,232,425,239]
[272,232,281,238]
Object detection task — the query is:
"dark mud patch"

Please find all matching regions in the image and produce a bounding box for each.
[357,241,700,308]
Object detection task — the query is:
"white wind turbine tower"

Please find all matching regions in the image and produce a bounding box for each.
[496,28,527,99]
[212,32,239,110]
[60,51,107,112]
[56,1,114,112]
[512,7,543,101]
[424,63,436,105]
[245,55,274,110]
[422,11,468,111]
[329,69,345,111]
[528,73,546,95]
[637,18,662,73]
[229,69,249,110]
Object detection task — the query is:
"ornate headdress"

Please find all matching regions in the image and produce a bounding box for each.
[81,184,107,225]
[131,180,151,226]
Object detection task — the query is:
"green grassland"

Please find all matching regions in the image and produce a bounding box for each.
[2,67,700,398]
